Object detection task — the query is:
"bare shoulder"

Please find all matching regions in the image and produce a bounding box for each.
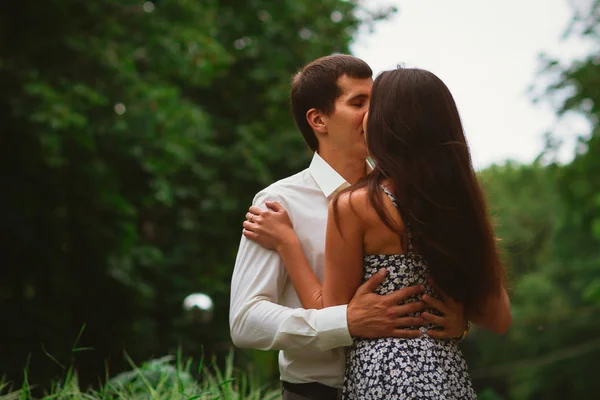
[329,188,370,219]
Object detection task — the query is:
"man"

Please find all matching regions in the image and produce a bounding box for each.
[230,54,468,400]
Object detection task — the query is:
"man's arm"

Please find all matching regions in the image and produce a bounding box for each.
[235,194,470,343]
[229,191,353,352]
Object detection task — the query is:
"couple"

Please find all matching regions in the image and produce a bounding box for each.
[230,54,511,399]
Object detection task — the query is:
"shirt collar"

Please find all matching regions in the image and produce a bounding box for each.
[308,152,374,199]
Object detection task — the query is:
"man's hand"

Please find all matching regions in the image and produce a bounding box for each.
[347,268,426,339]
[421,281,467,340]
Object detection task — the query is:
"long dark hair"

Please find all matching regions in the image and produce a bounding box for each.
[334,67,505,315]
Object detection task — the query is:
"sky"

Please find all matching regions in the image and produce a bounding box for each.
[352,0,593,169]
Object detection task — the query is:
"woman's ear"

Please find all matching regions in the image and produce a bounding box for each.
[306,108,327,136]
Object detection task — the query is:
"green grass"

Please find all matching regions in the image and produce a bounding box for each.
[0,351,281,400]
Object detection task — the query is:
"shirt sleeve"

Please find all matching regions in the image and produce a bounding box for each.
[229,190,353,352]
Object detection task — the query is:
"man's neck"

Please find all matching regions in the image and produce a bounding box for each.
[318,149,367,185]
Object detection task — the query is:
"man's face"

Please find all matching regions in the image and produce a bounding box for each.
[321,75,372,160]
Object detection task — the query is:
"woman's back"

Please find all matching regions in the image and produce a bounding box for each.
[352,182,406,256]
[342,184,477,399]
[341,66,510,336]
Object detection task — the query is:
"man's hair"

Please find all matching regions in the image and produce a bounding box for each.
[290,54,372,151]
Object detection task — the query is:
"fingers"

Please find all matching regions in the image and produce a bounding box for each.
[421,311,445,326]
[395,316,426,327]
[248,206,263,215]
[442,294,460,313]
[246,206,268,223]
[391,329,423,339]
[265,201,283,212]
[247,203,285,221]
[387,284,424,304]
[245,212,258,222]
[242,228,258,240]
[422,329,450,340]
[242,220,257,231]
[428,277,456,306]
[356,268,387,294]
[421,294,450,315]
[390,301,426,316]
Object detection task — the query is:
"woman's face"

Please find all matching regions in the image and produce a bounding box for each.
[362,111,369,139]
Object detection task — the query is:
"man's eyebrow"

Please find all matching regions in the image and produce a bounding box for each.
[346,94,369,102]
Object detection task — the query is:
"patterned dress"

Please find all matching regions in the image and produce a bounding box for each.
[342,186,476,400]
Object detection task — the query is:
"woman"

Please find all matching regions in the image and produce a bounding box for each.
[243,67,511,399]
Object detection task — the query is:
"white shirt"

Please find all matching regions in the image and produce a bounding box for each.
[229,152,355,388]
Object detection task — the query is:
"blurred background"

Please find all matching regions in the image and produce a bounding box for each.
[1,0,599,399]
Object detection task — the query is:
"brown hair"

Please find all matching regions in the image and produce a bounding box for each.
[335,67,506,316]
[291,54,372,151]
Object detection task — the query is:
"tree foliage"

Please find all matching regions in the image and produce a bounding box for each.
[471,1,600,398]
[0,0,393,388]
[3,0,600,398]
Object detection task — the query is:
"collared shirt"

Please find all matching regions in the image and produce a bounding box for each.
[230,152,362,388]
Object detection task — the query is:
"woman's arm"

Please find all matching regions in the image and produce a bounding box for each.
[322,193,365,307]
[243,195,365,310]
[276,238,324,309]
[468,286,511,334]
[244,198,477,338]
[422,278,511,335]
[276,194,365,308]
[242,201,324,309]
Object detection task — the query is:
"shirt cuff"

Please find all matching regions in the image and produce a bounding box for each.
[314,305,353,351]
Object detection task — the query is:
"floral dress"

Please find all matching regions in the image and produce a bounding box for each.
[342,186,476,400]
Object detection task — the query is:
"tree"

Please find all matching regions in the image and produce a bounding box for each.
[470,2,600,398]
[469,161,563,398]
[0,0,394,388]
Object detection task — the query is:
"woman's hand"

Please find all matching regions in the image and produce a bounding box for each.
[245,201,321,309]
[242,201,298,251]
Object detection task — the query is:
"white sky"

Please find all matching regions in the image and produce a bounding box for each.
[352,0,593,169]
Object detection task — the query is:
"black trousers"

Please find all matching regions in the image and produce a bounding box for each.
[281,381,341,400]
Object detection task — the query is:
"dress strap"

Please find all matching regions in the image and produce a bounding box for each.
[380,185,398,207]
[380,185,413,252]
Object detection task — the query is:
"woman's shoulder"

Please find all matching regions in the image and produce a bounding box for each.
[330,187,371,217]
